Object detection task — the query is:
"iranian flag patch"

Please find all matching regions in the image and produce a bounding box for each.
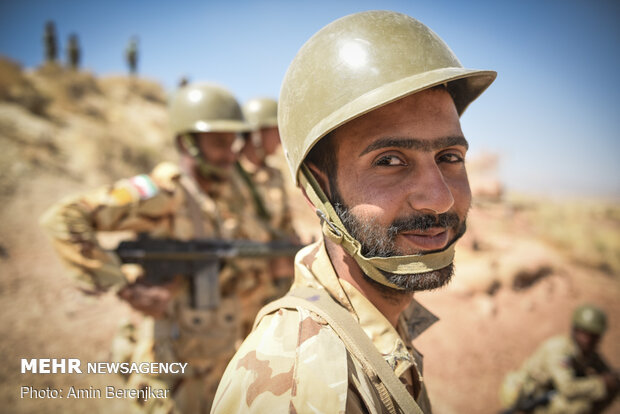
[129,174,158,199]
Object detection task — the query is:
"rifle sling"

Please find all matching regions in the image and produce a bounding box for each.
[235,161,271,221]
[254,286,424,414]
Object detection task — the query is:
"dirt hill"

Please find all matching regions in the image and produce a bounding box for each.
[0,56,618,413]
[0,57,173,413]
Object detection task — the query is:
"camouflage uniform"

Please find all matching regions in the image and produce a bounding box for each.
[212,241,435,413]
[500,335,614,414]
[40,162,269,413]
[237,154,295,239]
[234,153,298,335]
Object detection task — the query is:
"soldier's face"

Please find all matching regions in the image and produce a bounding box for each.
[572,327,601,356]
[324,88,471,290]
[260,126,281,156]
[195,132,239,171]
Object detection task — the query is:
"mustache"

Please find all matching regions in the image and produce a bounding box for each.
[387,212,461,236]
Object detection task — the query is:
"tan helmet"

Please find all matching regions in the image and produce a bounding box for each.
[279,10,496,184]
[169,82,249,136]
[277,10,496,290]
[572,304,607,335]
[242,97,278,129]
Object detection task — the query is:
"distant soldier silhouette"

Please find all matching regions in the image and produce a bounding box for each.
[66,33,81,70]
[178,76,189,88]
[43,21,58,63]
[125,37,139,75]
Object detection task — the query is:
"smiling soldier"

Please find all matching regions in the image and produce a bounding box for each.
[211,10,496,414]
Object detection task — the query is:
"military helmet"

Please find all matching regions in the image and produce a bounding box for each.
[278,10,496,184]
[572,304,607,335]
[275,10,497,291]
[169,82,249,136]
[242,97,278,129]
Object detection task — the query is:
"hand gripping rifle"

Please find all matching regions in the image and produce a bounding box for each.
[115,233,302,310]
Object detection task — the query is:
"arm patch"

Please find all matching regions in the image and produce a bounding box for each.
[129,174,158,199]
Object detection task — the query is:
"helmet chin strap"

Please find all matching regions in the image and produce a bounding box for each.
[299,163,456,290]
[180,134,230,180]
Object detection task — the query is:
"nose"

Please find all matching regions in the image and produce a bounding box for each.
[407,160,455,214]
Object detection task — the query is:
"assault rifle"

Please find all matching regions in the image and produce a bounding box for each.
[115,233,302,310]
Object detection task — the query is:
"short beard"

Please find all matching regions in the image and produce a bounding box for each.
[332,198,465,294]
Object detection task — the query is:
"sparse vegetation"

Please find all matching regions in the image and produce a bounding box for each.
[507,194,620,277]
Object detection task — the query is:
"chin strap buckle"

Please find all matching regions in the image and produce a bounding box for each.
[315,209,342,238]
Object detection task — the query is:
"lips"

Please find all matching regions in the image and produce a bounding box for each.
[400,227,450,252]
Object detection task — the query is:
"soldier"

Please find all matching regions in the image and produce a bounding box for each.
[236,97,298,332]
[240,97,280,170]
[178,76,189,88]
[126,36,139,75]
[212,10,495,413]
[500,304,618,414]
[40,82,268,413]
[66,33,81,70]
[43,21,58,63]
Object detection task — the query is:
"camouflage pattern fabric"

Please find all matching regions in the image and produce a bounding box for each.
[500,335,612,414]
[40,162,271,413]
[235,154,298,334]
[237,154,296,239]
[212,241,435,413]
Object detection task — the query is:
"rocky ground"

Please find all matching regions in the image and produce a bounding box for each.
[0,57,618,413]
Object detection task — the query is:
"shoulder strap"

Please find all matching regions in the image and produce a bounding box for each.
[234,161,271,221]
[255,286,424,414]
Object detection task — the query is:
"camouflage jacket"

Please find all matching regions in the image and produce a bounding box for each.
[237,155,296,241]
[211,241,436,413]
[39,161,271,293]
[519,335,609,407]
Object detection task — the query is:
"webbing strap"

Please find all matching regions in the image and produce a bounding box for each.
[234,161,271,221]
[254,287,424,414]
[298,163,456,290]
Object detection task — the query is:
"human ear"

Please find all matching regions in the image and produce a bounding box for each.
[306,162,331,199]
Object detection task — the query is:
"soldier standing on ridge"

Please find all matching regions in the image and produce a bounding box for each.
[212,10,496,413]
[126,36,139,75]
[43,21,58,64]
[178,76,189,88]
[500,304,618,414]
[66,33,80,70]
[40,82,272,413]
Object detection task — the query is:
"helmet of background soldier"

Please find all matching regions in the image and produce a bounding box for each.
[278,10,496,184]
[242,97,278,129]
[169,82,249,137]
[572,304,607,335]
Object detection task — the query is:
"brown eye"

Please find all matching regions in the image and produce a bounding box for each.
[375,155,406,166]
[438,153,463,163]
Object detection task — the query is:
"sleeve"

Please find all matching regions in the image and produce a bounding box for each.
[39,167,182,293]
[546,342,607,401]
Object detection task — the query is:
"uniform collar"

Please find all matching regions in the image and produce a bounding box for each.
[293,240,438,377]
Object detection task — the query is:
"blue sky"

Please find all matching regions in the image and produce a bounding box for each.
[1,0,619,198]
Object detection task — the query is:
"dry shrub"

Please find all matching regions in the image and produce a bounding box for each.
[509,195,620,276]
